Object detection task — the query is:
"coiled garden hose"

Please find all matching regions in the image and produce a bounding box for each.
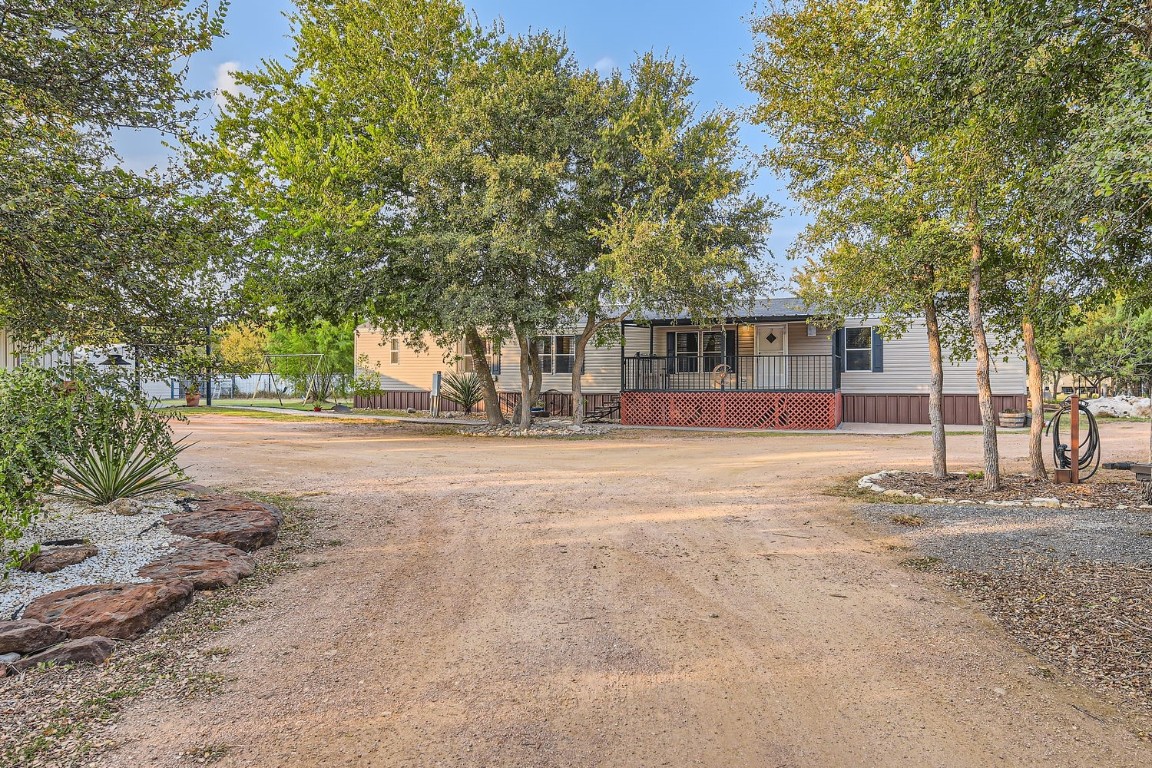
[1044,401,1102,481]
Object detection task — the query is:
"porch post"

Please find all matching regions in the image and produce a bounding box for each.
[620,320,626,393]
[832,327,843,392]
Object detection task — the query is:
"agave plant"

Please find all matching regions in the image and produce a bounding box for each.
[52,435,191,506]
[442,371,484,415]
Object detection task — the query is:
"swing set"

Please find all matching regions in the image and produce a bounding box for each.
[253,353,328,406]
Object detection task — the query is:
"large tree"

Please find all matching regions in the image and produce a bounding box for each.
[563,55,773,424]
[0,1,237,349]
[214,0,771,428]
[744,0,967,479]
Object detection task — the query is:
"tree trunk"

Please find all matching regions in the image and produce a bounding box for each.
[968,230,1001,490]
[924,297,948,479]
[529,341,542,420]
[1022,317,1047,479]
[571,316,598,426]
[515,328,535,430]
[466,327,505,426]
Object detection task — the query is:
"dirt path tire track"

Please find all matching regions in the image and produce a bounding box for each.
[100,418,1151,767]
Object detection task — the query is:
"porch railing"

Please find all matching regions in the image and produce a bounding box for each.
[622,354,836,393]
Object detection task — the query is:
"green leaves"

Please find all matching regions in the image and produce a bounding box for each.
[0,363,187,570]
[0,1,239,348]
[209,2,773,364]
[52,436,191,507]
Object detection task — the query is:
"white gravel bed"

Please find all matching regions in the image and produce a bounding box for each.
[860,501,1152,573]
[0,497,187,619]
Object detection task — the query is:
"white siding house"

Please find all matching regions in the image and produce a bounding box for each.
[353,299,1029,427]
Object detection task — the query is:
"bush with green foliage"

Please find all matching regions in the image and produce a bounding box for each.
[352,355,386,399]
[0,363,186,571]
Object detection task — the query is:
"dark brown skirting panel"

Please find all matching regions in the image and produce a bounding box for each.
[354,390,618,419]
[840,393,1029,425]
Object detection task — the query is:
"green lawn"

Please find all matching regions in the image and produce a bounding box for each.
[157,397,352,411]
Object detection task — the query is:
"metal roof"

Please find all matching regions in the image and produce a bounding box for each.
[624,297,814,324]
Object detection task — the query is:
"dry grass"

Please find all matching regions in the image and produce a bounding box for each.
[890,513,926,527]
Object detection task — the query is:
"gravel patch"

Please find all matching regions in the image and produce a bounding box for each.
[0,498,185,619]
[861,469,1149,509]
[860,501,1152,572]
[463,419,610,438]
[861,499,1152,715]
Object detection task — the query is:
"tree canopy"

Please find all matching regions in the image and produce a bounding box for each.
[211,0,774,426]
[0,1,239,350]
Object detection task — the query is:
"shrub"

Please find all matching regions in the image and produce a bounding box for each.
[0,366,77,570]
[0,363,186,571]
[352,354,385,399]
[442,372,483,414]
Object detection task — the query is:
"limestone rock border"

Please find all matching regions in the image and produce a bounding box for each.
[857,470,1151,511]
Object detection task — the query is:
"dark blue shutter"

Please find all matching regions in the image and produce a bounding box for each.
[871,329,884,373]
[836,328,846,372]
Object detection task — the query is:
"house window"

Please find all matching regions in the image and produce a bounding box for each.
[845,327,873,371]
[671,331,727,373]
[701,331,725,371]
[389,339,400,365]
[673,331,699,373]
[536,336,575,374]
[460,339,498,374]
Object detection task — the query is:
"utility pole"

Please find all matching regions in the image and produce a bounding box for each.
[205,325,213,407]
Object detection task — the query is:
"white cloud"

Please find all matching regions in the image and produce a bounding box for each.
[213,61,242,109]
[594,57,617,75]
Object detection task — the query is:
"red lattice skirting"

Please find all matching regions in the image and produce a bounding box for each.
[621,392,841,430]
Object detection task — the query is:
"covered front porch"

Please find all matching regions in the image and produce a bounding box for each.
[619,307,843,430]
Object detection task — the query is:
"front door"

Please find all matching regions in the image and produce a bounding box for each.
[755,324,788,389]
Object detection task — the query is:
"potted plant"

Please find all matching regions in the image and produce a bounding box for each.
[185,380,201,407]
[998,407,1026,428]
[172,348,219,408]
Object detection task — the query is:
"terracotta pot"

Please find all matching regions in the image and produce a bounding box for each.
[313,406,322,412]
[186,392,202,407]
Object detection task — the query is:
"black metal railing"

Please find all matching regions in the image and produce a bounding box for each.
[622,354,835,393]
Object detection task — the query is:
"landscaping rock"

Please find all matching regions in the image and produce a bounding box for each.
[1085,395,1151,419]
[0,619,69,655]
[23,580,194,640]
[104,498,144,516]
[0,652,19,665]
[18,544,99,574]
[163,497,282,552]
[10,636,116,673]
[137,539,255,589]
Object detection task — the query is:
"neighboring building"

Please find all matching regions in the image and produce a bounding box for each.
[0,328,71,370]
[353,298,1028,428]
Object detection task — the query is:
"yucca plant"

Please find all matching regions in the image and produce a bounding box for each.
[441,371,484,415]
[52,435,191,506]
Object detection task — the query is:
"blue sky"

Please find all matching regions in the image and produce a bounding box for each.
[118,1,805,278]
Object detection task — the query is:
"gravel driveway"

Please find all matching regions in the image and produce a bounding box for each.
[859,501,1152,572]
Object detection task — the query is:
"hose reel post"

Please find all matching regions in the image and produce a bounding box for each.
[1045,394,1102,483]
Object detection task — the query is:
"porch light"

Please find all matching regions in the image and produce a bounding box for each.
[99,353,130,367]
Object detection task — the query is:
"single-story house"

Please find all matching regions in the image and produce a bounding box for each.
[354,298,1027,429]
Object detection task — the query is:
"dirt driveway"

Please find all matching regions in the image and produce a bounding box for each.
[104,416,1152,767]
